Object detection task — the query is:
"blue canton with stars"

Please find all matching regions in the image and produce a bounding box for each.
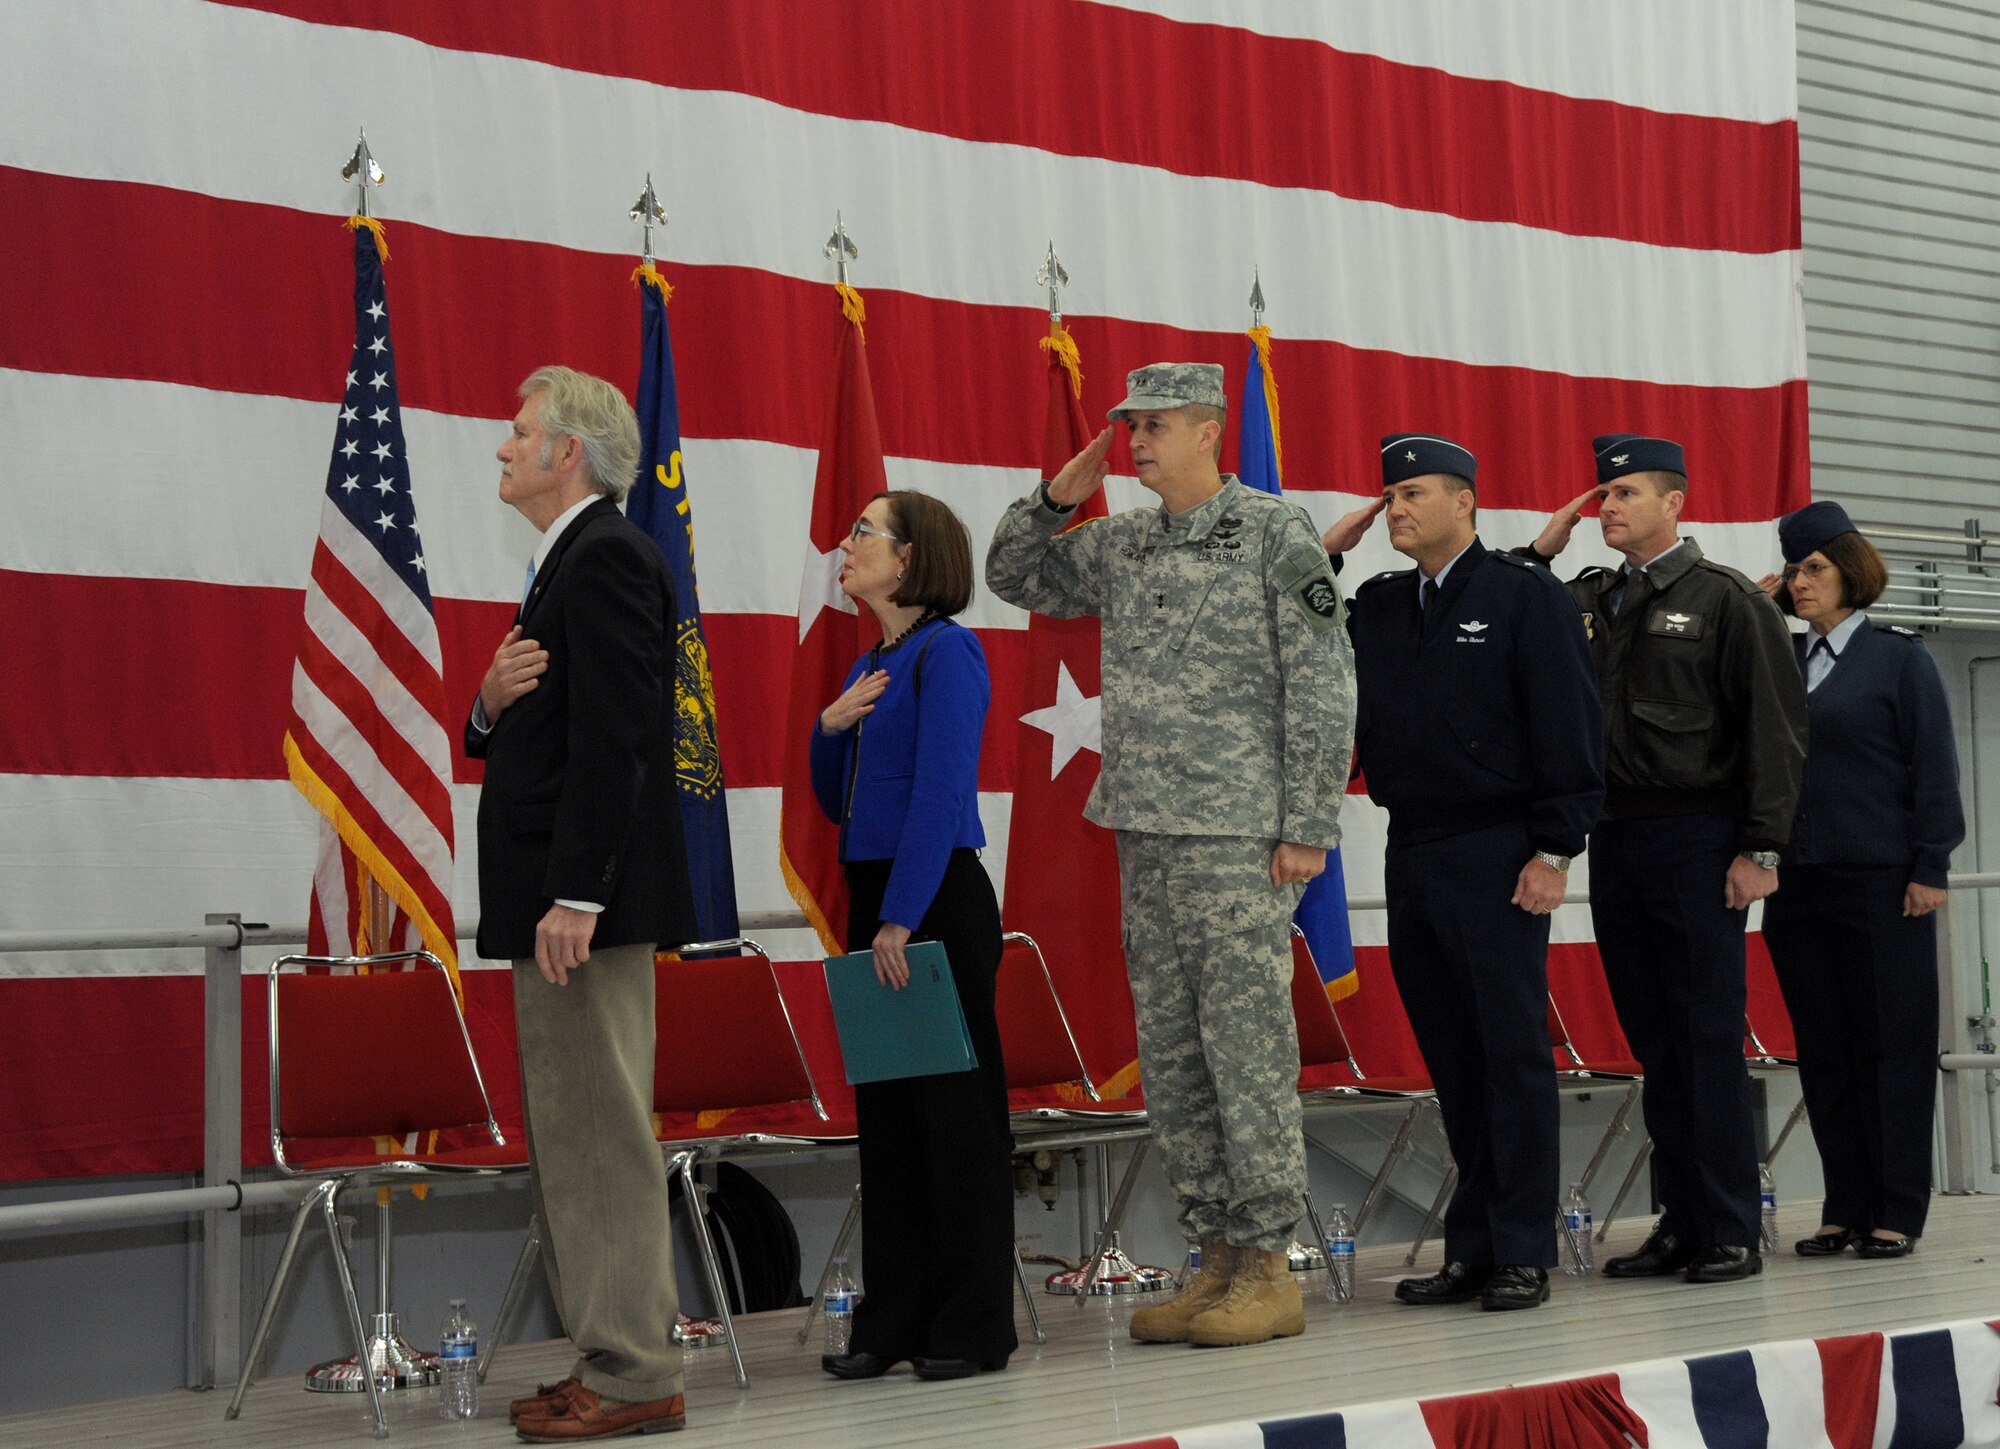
[323,224,433,606]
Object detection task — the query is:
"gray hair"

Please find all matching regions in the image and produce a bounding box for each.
[519,366,642,504]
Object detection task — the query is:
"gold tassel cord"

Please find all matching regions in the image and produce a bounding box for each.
[1040,325,1084,398]
[345,214,390,261]
[631,262,674,304]
[1247,324,1283,482]
[835,281,867,342]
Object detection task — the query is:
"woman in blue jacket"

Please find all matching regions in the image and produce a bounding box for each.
[1762,501,1965,1260]
[809,489,1014,1381]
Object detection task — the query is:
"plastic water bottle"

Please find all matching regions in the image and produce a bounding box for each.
[1180,1241,1202,1286]
[1758,1163,1779,1253]
[1324,1203,1356,1304]
[439,1299,479,1421]
[824,1256,859,1356]
[1561,1183,1594,1275]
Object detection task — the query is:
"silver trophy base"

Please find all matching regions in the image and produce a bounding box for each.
[1044,1246,1177,1296]
[304,1313,439,1393]
[672,1313,729,1350]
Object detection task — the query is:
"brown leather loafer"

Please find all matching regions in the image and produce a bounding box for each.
[516,1386,685,1441]
[510,1376,582,1424]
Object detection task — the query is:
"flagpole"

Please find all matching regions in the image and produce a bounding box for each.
[341,128,384,219]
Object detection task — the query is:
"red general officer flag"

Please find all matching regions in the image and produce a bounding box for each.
[780,284,887,951]
[1002,326,1139,1096]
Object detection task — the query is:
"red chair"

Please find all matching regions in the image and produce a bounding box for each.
[1546,946,1646,1200]
[225,952,526,1437]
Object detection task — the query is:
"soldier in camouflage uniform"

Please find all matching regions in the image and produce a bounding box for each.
[986,363,1356,1348]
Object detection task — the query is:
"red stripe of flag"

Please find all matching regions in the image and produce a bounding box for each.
[216,0,1798,253]
[285,724,455,932]
[293,610,455,831]
[0,168,1806,521]
[308,541,455,737]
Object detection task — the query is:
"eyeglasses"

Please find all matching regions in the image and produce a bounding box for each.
[1783,560,1836,582]
[848,519,904,545]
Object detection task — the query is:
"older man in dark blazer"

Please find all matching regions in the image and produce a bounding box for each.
[467,365,696,1442]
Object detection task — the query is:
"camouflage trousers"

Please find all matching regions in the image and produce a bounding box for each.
[1116,831,1307,1252]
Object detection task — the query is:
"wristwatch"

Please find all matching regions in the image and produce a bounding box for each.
[1038,480,1077,515]
[1740,850,1781,870]
[1533,851,1571,873]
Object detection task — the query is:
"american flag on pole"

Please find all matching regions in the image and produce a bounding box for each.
[283,217,459,980]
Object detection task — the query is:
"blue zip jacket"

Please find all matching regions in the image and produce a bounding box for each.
[809,617,989,930]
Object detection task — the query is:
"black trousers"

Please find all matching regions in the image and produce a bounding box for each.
[843,849,1017,1365]
[1385,821,1560,1268]
[1762,864,1939,1237]
[1590,813,1760,1249]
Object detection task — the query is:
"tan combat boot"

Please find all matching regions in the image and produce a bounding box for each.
[1128,1239,1233,1343]
[1187,1246,1305,1347]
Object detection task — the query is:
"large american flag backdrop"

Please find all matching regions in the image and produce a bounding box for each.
[0,1,1806,1180]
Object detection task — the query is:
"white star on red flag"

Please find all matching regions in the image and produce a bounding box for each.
[1020,660,1102,779]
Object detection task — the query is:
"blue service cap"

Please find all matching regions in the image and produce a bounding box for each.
[1593,434,1685,484]
[1381,433,1477,488]
[1779,500,1860,564]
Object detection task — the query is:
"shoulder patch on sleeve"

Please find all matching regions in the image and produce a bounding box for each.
[1274,537,1345,633]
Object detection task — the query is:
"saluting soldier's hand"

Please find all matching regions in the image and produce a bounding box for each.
[1046,426,1114,508]
[1511,857,1568,915]
[872,922,913,991]
[1754,571,1784,602]
[1270,842,1327,888]
[1531,488,1600,560]
[821,670,890,733]
[1724,855,1779,910]
[1321,498,1386,557]
[1904,882,1948,918]
[480,625,548,723]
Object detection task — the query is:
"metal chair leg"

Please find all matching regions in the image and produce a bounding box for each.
[1299,1188,1330,1257]
[1598,1135,1654,1242]
[1012,1246,1045,1344]
[319,1185,389,1438]
[1576,1082,1640,1198]
[1764,1095,1809,1168]
[1075,1138,1149,1299]
[226,1177,333,1421]
[478,1214,541,1383]
[1353,1100,1424,1236]
[1405,1164,1456,1267]
[795,1182,863,1346]
[674,1154,747,1389]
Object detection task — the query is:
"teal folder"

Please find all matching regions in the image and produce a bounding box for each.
[823,941,978,1084]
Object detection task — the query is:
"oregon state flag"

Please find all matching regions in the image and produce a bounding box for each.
[1238,326,1358,1001]
[626,265,739,942]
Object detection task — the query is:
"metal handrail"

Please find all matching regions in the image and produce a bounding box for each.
[0,911,811,956]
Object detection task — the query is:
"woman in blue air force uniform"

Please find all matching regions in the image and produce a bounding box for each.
[807,489,1015,1381]
[1760,501,1964,1260]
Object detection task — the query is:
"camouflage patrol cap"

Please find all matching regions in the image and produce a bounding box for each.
[1107,362,1227,421]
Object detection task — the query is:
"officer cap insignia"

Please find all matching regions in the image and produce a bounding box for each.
[1404,449,1415,462]
[1611,453,1629,466]
[1461,621,1488,633]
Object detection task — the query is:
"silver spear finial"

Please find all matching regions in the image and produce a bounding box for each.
[628,173,668,268]
[1249,269,1266,330]
[1036,241,1070,328]
[341,129,385,218]
[823,211,859,286]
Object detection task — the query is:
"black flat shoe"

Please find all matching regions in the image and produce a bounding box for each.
[1602,1224,1696,1278]
[1480,1265,1550,1312]
[1854,1235,1914,1259]
[911,1355,1006,1381]
[822,1350,896,1379]
[1684,1245,1763,1283]
[1394,1262,1490,1305]
[1795,1228,1856,1257]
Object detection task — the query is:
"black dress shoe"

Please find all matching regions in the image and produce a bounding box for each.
[1684,1245,1763,1283]
[1394,1262,1490,1305]
[1480,1265,1550,1311]
[1854,1235,1914,1259]
[1602,1225,1695,1278]
[821,1351,896,1379]
[911,1355,1006,1381]
[1795,1227,1856,1257]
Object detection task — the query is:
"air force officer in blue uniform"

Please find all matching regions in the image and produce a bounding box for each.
[1323,435,1604,1311]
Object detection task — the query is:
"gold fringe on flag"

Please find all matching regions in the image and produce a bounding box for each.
[1247,324,1283,482]
[345,214,390,261]
[631,261,674,304]
[1040,325,1084,398]
[835,281,867,342]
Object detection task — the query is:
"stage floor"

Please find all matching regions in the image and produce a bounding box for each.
[12,1198,2000,1448]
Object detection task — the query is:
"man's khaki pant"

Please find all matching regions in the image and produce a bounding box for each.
[513,941,682,1400]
